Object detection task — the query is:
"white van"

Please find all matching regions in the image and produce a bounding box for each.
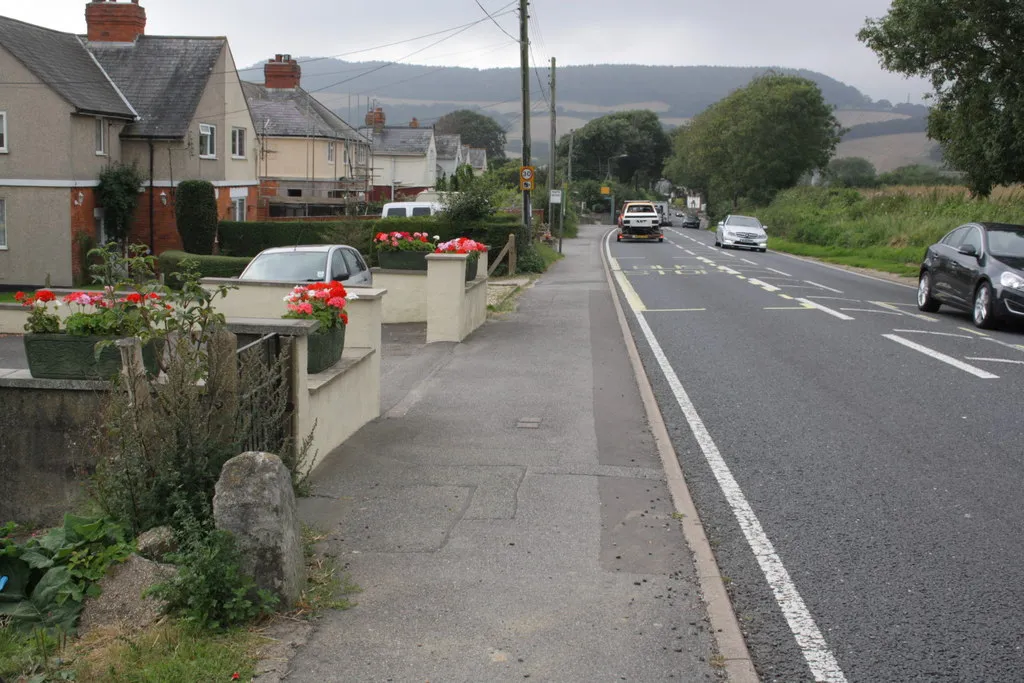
[381,201,442,218]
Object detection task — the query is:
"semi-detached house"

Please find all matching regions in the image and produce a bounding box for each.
[0,0,258,288]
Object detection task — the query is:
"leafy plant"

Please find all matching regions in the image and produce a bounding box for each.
[95,163,145,245]
[175,180,218,255]
[373,230,437,253]
[282,281,351,331]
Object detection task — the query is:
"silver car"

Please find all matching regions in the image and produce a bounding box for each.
[715,215,768,252]
[238,245,373,286]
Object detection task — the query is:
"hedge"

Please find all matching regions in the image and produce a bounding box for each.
[158,250,251,288]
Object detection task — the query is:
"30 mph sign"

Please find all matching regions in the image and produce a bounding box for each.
[519,166,535,191]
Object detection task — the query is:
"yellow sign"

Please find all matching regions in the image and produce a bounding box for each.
[520,166,535,192]
[521,179,534,191]
[600,186,611,195]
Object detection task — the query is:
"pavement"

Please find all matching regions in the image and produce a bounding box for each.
[285,227,728,682]
[610,225,1024,682]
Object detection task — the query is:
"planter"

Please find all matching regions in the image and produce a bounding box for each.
[378,250,430,271]
[307,323,346,374]
[23,333,162,380]
[465,253,480,281]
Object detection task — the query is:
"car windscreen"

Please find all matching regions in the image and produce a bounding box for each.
[727,216,762,228]
[987,226,1024,258]
[241,252,328,282]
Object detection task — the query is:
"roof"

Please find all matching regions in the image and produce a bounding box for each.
[435,134,461,160]
[88,36,225,138]
[467,147,487,169]
[0,15,135,118]
[242,82,366,142]
[358,126,433,156]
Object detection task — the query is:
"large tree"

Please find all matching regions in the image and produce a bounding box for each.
[858,1,1024,197]
[664,73,841,207]
[556,110,672,189]
[434,109,507,162]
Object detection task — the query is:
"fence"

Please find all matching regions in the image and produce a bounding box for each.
[235,332,293,455]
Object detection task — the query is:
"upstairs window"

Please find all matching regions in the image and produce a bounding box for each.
[95,118,106,156]
[0,199,7,248]
[199,123,216,158]
[231,127,246,158]
[327,142,335,164]
[0,112,7,153]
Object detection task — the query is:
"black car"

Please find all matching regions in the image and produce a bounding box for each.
[917,222,1024,328]
[681,214,701,229]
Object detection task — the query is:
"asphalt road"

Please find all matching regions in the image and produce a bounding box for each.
[607,223,1024,682]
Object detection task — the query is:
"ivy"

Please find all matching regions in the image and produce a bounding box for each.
[95,163,146,245]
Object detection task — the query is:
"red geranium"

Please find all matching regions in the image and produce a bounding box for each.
[283,281,352,330]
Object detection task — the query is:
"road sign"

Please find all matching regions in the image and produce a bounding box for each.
[600,186,610,195]
[550,190,562,203]
[521,179,534,191]
[520,166,535,192]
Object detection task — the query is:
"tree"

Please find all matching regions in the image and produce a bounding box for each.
[828,157,878,187]
[95,163,146,245]
[175,180,218,255]
[858,0,1024,196]
[555,110,671,189]
[663,73,842,207]
[435,110,507,162]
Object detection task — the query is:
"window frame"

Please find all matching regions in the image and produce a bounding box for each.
[199,123,217,159]
[0,111,8,153]
[327,141,335,164]
[95,117,107,156]
[0,198,7,249]
[231,196,246,222]
[231,127,246,159]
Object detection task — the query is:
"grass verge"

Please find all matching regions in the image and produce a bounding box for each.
[767,238,923,277]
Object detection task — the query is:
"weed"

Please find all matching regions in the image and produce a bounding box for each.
[671,512,686,520]
[294,525,360,618]
[710,653,727,669]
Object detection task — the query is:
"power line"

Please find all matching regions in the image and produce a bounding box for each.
[473,0,520,43]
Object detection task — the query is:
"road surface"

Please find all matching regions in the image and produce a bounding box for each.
[607,224,1024,682]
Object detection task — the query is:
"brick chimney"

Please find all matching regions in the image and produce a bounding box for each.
[86,0,146,43]
[264,54,301,89]
[409,117,419,128]
[365,107,386,133]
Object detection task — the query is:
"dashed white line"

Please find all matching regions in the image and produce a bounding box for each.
[603,229,849,683]
[804,280,843,294]
[892,329,974,339]
[748,278,781,292]
[796,298,855,320]
[718,265,742,275]
[740,258,758,265]
[965,357,1024,365]
[869,301,937,321]
[766,267,792,277]
[883,334,999,379]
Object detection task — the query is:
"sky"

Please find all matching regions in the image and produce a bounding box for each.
[4,0,931,105]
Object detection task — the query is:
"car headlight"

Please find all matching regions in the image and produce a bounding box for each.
[1000,271,1024,289]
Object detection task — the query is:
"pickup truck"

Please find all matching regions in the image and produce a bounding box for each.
[616,201,664,242]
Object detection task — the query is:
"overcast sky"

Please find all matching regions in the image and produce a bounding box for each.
[6,0,930,104]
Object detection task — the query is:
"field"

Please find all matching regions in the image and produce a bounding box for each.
[835,132,940,173]
[833,110,910,127]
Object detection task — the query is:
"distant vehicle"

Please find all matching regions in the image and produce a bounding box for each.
[616,201,664,242]
[681,214,701,229]
[917,222,1024,328]
[381,201,442,218]
[239,245,373,286]
[653,201,672,226]
[715,215,768,252]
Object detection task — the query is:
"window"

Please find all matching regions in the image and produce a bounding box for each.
[327,142,335,164]
[232,197,246,222]
[0,112,6,152]
[199,123,216,158]
[287,188,302,198]
[231,127,246,158]
[330,250,347,280]
[941,227,968,247]
[0,199,6,248]
[95,118,106,155]
[94,208,107,245]
[961,227,983,254]
[341,248,361,275]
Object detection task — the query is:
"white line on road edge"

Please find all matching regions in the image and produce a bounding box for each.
[965,357,1024,365]
[603,229,848,683]
[883,334,999,379]
[804,280,843,294]
[796,298,855,320]
[892,329,974,339]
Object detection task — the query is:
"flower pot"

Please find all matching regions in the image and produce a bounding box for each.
[378,250,429,271]
[466,253,480,281]
[307,323,346,374]
[23,333,162,380]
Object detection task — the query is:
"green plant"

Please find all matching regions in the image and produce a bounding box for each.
[175,180,218,255]
[96,163,145,245]
[146,515,278,631]
[158,250,251,289]
[217,220,378,259]
[373,230,437,253]
[282,281,351,330]
[0,515,133,634]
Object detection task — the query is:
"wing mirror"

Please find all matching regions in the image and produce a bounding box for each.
[958,244,979,257]
[717,221,724,228]
[762,225,768,232]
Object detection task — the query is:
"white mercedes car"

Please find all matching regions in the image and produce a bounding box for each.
[715,215,768,252]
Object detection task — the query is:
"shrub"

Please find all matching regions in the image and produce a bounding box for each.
[217,220,378,260]
[96,163,145,245]
[175,180,218,255]
[158,250,250,289]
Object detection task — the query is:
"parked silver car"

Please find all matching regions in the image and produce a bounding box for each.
[238,245,373,286]
[715,215,768,252]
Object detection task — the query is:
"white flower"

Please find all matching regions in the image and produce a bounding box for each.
[433,235,440,241]
[346,292,359,300]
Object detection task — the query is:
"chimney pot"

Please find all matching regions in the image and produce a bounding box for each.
[265,54,301,89]
[86,0,147,43]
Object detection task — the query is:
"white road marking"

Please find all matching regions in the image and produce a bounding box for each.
[603,229,849,683]
[718,250,737,258]
[869,301,937,321]
[765,306,814,310]
[748,279,781,292]
[958,326,988,337]
[766,267,792,277]
[740,258,758,265]
[645,308,707,312]
[806,296,862,302]
[773,251,916,289]
[796,298,855,320]
[718,266,742,275]
[883,334,999,379]
[838,308,902,315]
[685,250,696,256]
[804,280,843,294]
[965,357,1024,365]
[892,329,974,339]
[982,337,1024,354]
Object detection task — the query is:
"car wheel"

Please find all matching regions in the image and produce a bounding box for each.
[916,271,941,312]
[714,238,720,247]
[972,281,996,329]
[759,248,767,253]
[658,237,664,243]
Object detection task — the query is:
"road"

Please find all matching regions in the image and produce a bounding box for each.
[606,223,1024,682]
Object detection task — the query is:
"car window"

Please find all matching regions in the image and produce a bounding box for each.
[986,226,1024,258]
[960,227,983,254]
[726,216,761,228]
[941,227,968,247]
[386,207,406,217]
[330,250,348,280]
[341,248,362,274]
[241,252,328,282]
[411,206,431,216]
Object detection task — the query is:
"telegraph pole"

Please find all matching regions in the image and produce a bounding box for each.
[519,0,531,233]
[548,57,556,200]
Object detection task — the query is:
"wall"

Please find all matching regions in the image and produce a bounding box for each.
[261,136,344,182]
[372,154,433,188]
[362,270,427,323]
[0,188,74,287]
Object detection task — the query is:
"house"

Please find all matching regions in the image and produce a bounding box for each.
[466,147,488,175]
[435,134,463,183]
[0,0,258,288]
[358,109,437,202]
[243,55,371,219]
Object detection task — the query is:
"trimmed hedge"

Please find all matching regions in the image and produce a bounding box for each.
[158,250,251,288]
[176,180,218,255]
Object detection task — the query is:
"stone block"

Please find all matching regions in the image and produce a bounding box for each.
[213,452,305,607]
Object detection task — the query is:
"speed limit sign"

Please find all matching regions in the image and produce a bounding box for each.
[519,166,535,191]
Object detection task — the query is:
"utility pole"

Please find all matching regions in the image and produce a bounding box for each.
[519,0,531,234]
[548,57,556,200]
